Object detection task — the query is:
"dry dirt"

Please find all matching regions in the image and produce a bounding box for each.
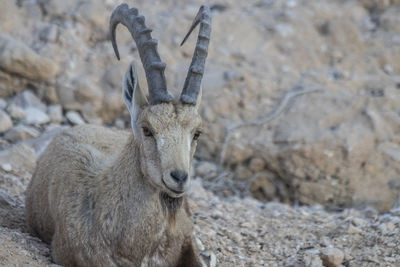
[1,175,400,266]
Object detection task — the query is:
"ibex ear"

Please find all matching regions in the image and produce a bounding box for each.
[122,61,148,131]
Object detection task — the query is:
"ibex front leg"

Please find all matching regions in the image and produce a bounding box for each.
[177,238,203,267]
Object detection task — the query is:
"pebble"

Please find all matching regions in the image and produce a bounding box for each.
[363,206,378,220]
[114,118,125,129]
[390,208,400,216]
[249,158,265,172]
[12,90,47,112]
[24,107,50,125]
[0,163,12,172]
[386,222,395,231]
[196,161,218,178]
[351,217,366,227]
[66,111,85,125]
[195,236,205,251]
[0,110,13,133]
[47,105,63,123]
[320,247,344,267]
[347,224,362,235]
[6,104,26,120]
[0,98,7,110]
[320,236,331,247]
[200,250,217,267]
[4,125,40,142]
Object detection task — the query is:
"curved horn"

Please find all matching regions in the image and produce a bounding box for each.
[110,3,173,104]
[180,5,212,105]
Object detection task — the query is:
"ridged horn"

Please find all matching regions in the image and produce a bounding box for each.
[180,5,212,104]
[110,3,173,104]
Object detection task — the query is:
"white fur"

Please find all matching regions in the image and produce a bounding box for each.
[157,138,165,150]
[187,134,191,152]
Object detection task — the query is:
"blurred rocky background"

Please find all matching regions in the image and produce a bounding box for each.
[0,0,399,266]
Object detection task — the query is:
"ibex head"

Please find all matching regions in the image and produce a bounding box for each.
[110,4,211,198]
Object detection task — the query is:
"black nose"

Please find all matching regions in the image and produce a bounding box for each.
[170,170,188,185]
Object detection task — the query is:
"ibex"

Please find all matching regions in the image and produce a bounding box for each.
[25,3,211,266]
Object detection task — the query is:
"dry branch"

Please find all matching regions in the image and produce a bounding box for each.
[219,85,323,166]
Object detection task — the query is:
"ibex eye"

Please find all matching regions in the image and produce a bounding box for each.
[193,130,202,141]
[142,127,153,137]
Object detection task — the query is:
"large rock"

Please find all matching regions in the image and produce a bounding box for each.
[4,125,40,143]
[191,1,400,212]
[0,110,13,133]
[12,90,47,112]
[0,34,60,82]
[0,144,36,174]
[24,108,50,125]
[0,71,27,98]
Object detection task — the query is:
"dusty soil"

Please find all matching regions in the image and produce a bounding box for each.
[1,174,399,266]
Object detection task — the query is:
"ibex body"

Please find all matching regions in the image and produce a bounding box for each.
[25,4,211,266]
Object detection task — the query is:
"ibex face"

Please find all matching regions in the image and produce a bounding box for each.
[110,4,211,198]
[135,102,202,197]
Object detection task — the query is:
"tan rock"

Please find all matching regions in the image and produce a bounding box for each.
[320,248,344,267]
[0,144,36,174]
[0,110,13,133]
[0,34,60,81]
[4,125,40,142]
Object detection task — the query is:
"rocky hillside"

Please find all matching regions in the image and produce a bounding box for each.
[0,0,400,266]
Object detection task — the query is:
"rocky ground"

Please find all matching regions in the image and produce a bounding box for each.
[1,173,400,266]
[1,0,400,266]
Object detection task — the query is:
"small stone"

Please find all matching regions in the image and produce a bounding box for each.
[236,165,253,180]
[347,224,362,235]
[195,236,205,251]
[0,144,36,174]
[363,206,378,219]
[351,217,366,227]
[40,24,58,42]
[389,216,400,225]
[114,118,125,129]
[383,64,393,75]
[4,125,40,142]
[24,107,50,125]
[320,236,331,247]
[196,161,218,177]
[228,143,253,164]
[0,98,7,110]
[12,90,47,112]
[0,163,12,172]
[66,111,85,125]
[386,222,395,231]
[47,105,63,123]
[0,189,15,207]
[200,250,216,267]
[240,222,253,229]
[6,103,26,120]
[250,172,277,200]
[303,249,323,267]
[320,247,344,267]
[249,157,265,172]
[0,110,13,133]
[384,257,396,263]
[390,208,400,216]
[392,195,400,210]
[230,231,242,244]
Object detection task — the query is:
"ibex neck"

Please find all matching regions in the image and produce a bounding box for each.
[112,134,152,193]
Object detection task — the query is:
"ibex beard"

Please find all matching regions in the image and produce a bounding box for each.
[25,3,211,267]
